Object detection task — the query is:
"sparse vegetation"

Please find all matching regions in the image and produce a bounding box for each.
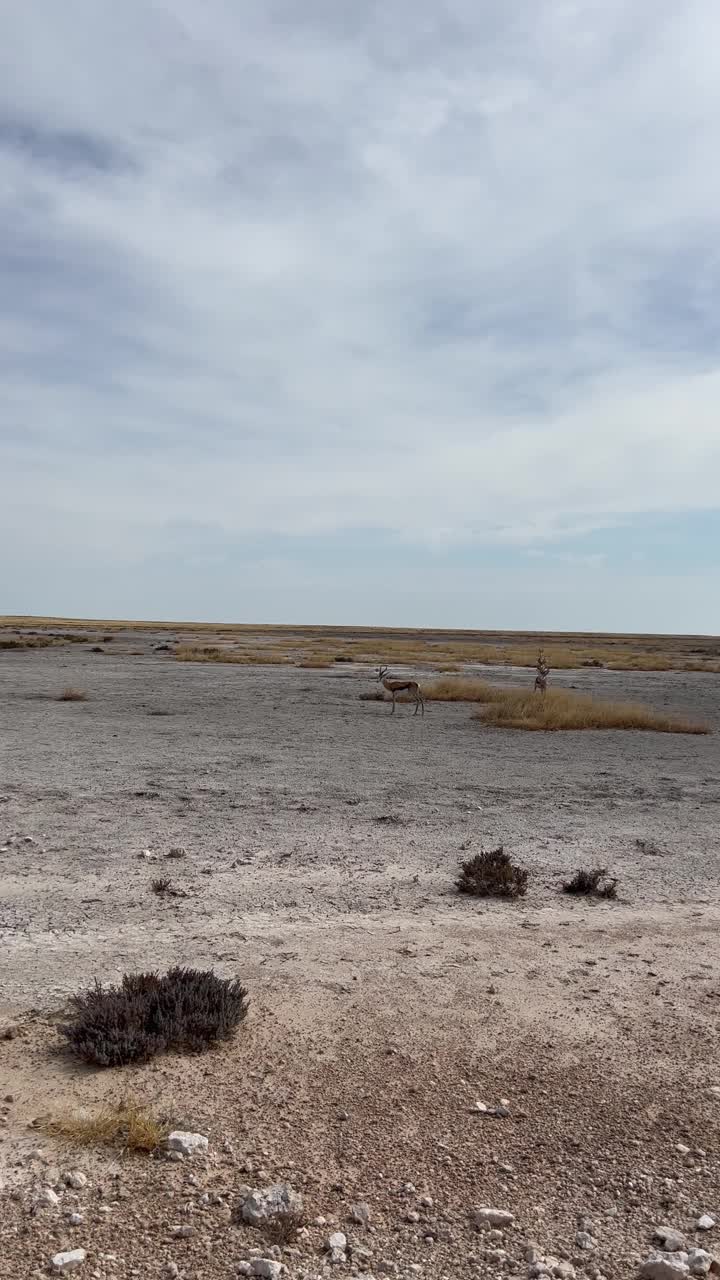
[151,876,172,895]
[456,846,528,899]
[41,1098,170,1153]
[259,1209,308,1246]
[297,655,334,668]
[563,867,618,899]
[175,645,290,665]
[90,645,104,653]
[59,967,249,1067]
[4,617,720,672]
[57,687,88,702]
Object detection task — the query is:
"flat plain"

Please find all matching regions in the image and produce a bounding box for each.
[1,622,719,1279]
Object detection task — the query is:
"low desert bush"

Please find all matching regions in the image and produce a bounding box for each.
[476,688,709,734]
[563,867,618,899]
[456,847,528,899]
[57,687,88,702]
[151,876,172,895]
[42,1098,169,1153]
[59,967,249,1067]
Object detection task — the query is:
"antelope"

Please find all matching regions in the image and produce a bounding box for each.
[534,650,550,694]
[377,666,425,716]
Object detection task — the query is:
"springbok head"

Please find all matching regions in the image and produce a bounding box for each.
[377,666,389,682]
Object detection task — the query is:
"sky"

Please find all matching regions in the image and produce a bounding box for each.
[2,1,720,632]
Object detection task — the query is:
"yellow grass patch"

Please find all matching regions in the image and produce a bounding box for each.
[475,688,709,734]
[41,1099,170,1153]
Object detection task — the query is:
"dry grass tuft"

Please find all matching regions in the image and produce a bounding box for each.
[563,867,618,899]
[475,688,709,734]
[41,1098,170,1153]
[457,846,528,899]
[57,687,88,702]
[151,876,172,895]
[297,655,334,669]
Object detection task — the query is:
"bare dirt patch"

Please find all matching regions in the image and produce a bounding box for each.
[1,637,719,1278]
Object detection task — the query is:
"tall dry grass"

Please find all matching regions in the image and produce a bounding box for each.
[475,688,709,734]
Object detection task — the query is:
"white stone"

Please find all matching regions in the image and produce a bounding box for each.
[328,1231,347,1254]
[64,1171,88,1190]
[655,1228,687,1253]
[676,1144,691,1156]
[688,1250,713,1277]
[36,1186,61,1208]
[473,1206,514,1228]
[696,1216,715,1231]
[240,1184,303,1226]
[638,1259,690,1279]
[68,1213,84,1226]
[166,1131,208,1158]
[51,1250,87,1273]
[251,1262,282,1280]
[575,1231,595,1250]
[709,1086,720,1099]
[351,1202,370,1225]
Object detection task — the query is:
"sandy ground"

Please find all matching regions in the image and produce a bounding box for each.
[1,640,719,1278]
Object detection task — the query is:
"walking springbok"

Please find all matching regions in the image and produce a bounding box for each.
[377,666,425,716]
[534,650,550,694]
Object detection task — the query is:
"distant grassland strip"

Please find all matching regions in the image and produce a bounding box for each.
[3,618,720,672]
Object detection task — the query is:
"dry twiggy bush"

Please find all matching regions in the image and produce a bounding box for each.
[456,847,528,899]
[57,687,88,702]
[59,967,249,1067]
[563,867,618,898]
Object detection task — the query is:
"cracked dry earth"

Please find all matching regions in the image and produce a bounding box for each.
[1,642,719,1279]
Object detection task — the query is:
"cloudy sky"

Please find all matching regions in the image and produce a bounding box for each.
[2,1,720,631]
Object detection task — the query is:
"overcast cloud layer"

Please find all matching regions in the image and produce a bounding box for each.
[2,1,720,629]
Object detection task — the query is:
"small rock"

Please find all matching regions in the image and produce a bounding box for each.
[696,1216,715,1232]
[68,1214,84,1226]
[64,1171,88,1190]
[240,1184,303,1226]
[676,1144,691,1156]
[166,1131,209,1158]
[709,1086,720,1099]
[405,1210,420,1223]
[169,1226,194,1238]
[36,1186,61,1208]
[575,1232,596,1252]
[688,1250,713,1276]
[638,1258,690,1279]
[164,1267,180,1279]
[327,1230,347,1253]
[351,1203,370,1226]
[470,1102,488,1113]
[51,1251,87,1273]
[251,1262,282,1279]
[655,1229,687,1253]
[473,1206,514,1229]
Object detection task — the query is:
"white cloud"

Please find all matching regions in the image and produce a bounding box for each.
[1,1,720,622]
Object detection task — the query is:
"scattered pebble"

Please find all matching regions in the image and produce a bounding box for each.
[165,1131,209,1158]
[51,1250,86,1273]
[473,1206,514,1228]
[696,1216,715,1231]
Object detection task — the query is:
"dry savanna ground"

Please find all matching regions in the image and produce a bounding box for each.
[1,619,719,1280]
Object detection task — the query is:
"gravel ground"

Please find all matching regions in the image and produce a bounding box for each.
[1,641,719,1279]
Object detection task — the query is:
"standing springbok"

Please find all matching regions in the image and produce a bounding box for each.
[534,650,550,694]
[377,666,425,716]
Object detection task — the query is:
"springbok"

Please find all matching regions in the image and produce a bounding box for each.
[377,666,425,716]
[534,650,550,694]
